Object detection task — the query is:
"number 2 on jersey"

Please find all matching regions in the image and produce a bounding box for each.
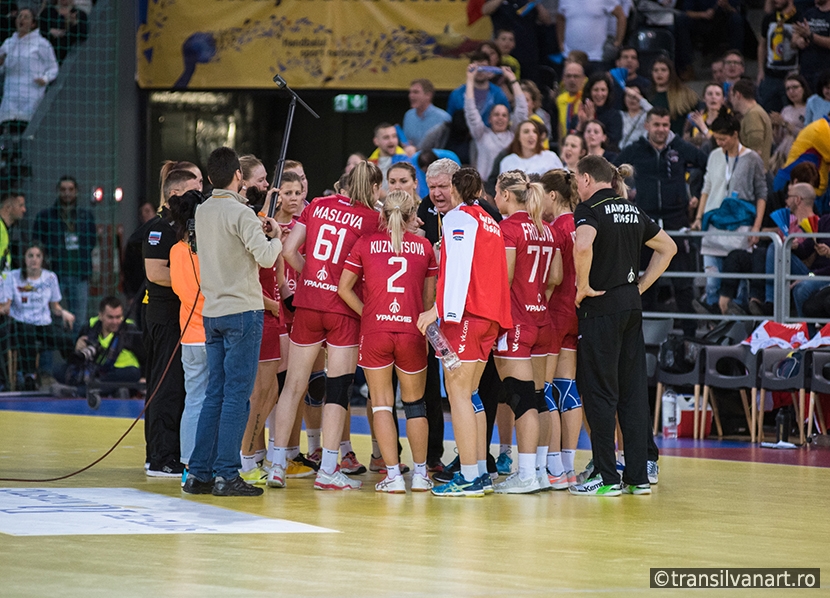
[527,245,553,283]
[387,256,407,293]
[311,224,348,263]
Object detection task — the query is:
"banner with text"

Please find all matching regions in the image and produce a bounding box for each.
[137,0,492,90]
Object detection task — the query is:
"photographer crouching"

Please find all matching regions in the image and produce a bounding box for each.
[57,296,144,388]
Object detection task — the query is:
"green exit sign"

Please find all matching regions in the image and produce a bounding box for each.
[333,94,368,113]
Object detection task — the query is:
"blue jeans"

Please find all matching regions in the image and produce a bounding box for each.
[180,344,209,466]
[188,310,263,481]
[765,245,810,303]
[58,276,89,336]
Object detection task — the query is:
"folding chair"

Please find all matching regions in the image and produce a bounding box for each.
[700,344,758,441]
[757,347,807,445]
[807,351,830,438]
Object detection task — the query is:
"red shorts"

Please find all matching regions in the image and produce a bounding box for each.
[441,315,499,363]
[289,307,360,348]
[494,322,552,359]
[358,332,427,374]
[549,311,579,354]
[259,320,282,362]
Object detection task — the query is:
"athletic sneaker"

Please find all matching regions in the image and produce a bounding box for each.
[266,463,286,488]
[146,461,184,478]
[548,470,570,490]
[427,461,445,473]
[478,473,494,495]
[340,451,367,475]
[433,454,460,483]
[368,455,411,475]
[314,467,362,490]
[239,467,268,486]
[296,451,320,472]
[616,460,625,473]
[212,475,264,497]
[622,483,652,495]
[495,452,513,476]
[537,470,553,492]
[568,476,622,497]
[565,470,577,486]
[494,472,541,494]
[180,467,188,488]
[375,475,406,494]
[286,458,315,478]
[430,472,484,497]
[306,447,322,468]
[647,461,659,485]
[411,473,433,492]
[575,459,594,484]
[182,475,213,495]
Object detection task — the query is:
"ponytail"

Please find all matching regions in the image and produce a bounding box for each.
[540,168,578,212]
[347,161,383,210]
[524,182,546,235]
[381,190,416,254]
[612,163,634,199]
[452,167,483,205]
[159,160,199,209]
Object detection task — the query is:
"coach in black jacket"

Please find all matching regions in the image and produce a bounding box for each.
[616,107,708,335]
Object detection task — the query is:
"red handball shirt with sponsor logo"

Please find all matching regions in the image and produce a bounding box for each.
[343,231,438,335]
[437,203,512,330]
[293,195,380,318]
[548,212,577,316]
[500,210,556,327]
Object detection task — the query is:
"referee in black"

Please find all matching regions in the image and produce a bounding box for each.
[569,155,676,496]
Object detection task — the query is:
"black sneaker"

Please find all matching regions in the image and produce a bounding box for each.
[146,461,185,478]
[432,454,460,483]
[212,475,264,497]
[182,475,214,495]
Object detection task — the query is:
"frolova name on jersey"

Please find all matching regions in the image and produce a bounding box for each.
[520,222,555,242]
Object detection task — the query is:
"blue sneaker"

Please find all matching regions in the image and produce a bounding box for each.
[495,452,513,476]
[478,473,494,495]
[431,472,484,497]
[180,467,188,488]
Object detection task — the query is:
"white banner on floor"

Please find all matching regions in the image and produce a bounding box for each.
[0,488,335,536]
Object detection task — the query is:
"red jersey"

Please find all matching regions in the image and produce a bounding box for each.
[437,203,512,330]
[293,195,380,318]
[548,212,577,316]
[500,210,556,327]
[258,263,279,328]
[344,231,438,335]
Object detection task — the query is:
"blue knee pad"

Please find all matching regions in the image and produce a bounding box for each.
[304,370,326,407]
[471,389,484,414]
[554,378,582,412]
[546,380,559,412]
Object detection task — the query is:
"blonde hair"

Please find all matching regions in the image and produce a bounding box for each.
[540,169,578,211]
[613,164,634,199]
[381,190,416,254]
[239,154,264,182]
[347,161,383,210]
[496,169,546,235]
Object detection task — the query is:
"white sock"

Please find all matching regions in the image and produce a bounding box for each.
[414,461,427,477]
[518,452,536,481]
[386,463,401,479]
[267,439,275,464]
[287,446,300,461]
[307,428,321,453]
[618,451,625,466]
[499,444,511,456]
[321,448,339,475]
[562,449,576,472]
[477,459,487,477]
[371,438,380,458]
[273,446,288,469]
[340,440,353,458]
[461,464,479,481]
[240,453,258,473]
[254,448,267,464]
[547,451,564,476]
[536,446,548,471]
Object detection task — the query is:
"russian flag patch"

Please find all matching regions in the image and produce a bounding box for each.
[452,229,464,241]
[148,231,162,246]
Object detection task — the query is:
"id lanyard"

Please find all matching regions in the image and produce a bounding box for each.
[724,143,742,189]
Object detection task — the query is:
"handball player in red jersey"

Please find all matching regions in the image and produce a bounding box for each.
[267,161,381,491]
[339,190,438,493]
[417,167,512,498]
[491,170,558,494]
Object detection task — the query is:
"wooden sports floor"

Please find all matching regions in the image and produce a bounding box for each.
[1,405,828,597]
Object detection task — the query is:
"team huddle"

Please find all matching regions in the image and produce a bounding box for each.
[171,148,671,499]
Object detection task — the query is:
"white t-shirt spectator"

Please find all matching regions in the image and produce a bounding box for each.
[559,0,619,61]
[2,268,62,326]
[607,0,631,38]
[499,150,564,176]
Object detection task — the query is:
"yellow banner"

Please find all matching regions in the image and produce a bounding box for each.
[137,0,492,90]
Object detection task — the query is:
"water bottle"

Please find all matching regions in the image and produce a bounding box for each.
[426,322,461,372]
[775,408,790,443]
[662,389,678,439]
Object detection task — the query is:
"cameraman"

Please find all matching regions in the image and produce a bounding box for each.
[58,296,143,385]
